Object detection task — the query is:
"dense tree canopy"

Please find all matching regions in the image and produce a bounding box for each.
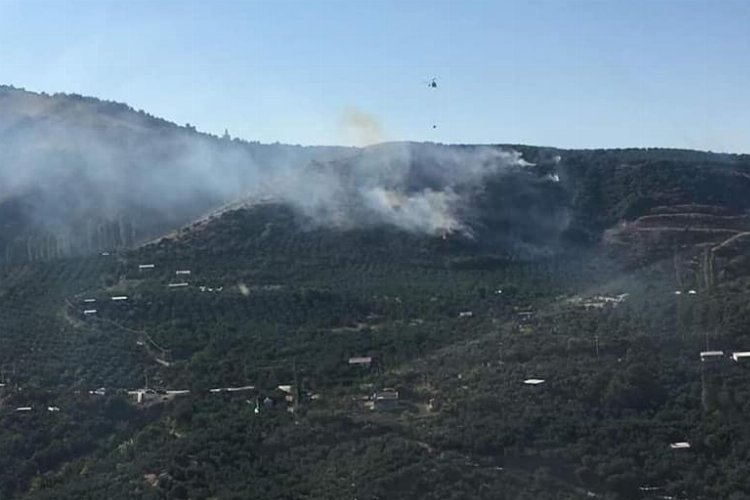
[1,146,750,499]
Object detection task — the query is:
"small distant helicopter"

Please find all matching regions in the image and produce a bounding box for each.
[423,78,439,130]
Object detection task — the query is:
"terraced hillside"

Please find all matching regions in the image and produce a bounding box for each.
[603,204,750,289]
[4,92,750,498]
[2,199,750,499]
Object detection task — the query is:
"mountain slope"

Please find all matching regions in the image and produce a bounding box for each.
[3,87,750,499]
[3,85,750,264]
[6,199,750,500]
[0,85,353,260]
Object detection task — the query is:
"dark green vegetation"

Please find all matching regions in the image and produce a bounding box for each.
[0,84,352,260]
[2,146,750,499]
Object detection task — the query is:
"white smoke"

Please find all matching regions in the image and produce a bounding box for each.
[268,142,532,236]
[362,187,462,235]
[0,86,548,249]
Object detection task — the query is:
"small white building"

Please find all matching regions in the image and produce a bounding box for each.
[732,352,750,362]
[209,385,255,393]
[111,296,128,301]
[128,389,156,404]
[175,270,191,275]
[16,407,32,412]
[138,264,155,270]
[47,406,60,412]
[225,385,255,393]
[83,309,97,315]
[669,442,691,450]
[83,298,96,303]
[167,282,189,288]
[348,356,373,366]
[458,311,474,318]
[166,389,190,396]
[700,351,724,361]
[368,388,400,411]
[523,379,546,385]
[374,389,399,401]
[131,389,146,403]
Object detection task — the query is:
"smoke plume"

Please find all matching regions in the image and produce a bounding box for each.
[272,142,541,236]
[0,86,568,259]
[340,107,386,147]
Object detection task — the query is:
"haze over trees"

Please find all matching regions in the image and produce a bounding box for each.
[1,88,750,499]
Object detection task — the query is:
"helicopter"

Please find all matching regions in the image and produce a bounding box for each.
[423,78,439,130]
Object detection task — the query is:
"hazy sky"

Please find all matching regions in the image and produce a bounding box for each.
[1,0,748,152]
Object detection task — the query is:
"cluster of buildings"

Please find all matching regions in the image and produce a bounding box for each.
[568,293,629,310]
[363,388,400,412]
[699,350,750,362]
[124,383,310,415]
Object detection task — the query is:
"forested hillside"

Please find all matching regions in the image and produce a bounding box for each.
[2,176,750,498]
[0,85,352,261]
[3,85,749,265]
[3,88,750,499]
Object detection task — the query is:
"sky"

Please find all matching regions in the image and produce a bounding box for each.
[0,0,748,152]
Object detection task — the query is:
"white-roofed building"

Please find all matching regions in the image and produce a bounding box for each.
[348,356,372,366]
[669,442,691,450]
[700,351,724,361]
[523,379,546,385]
